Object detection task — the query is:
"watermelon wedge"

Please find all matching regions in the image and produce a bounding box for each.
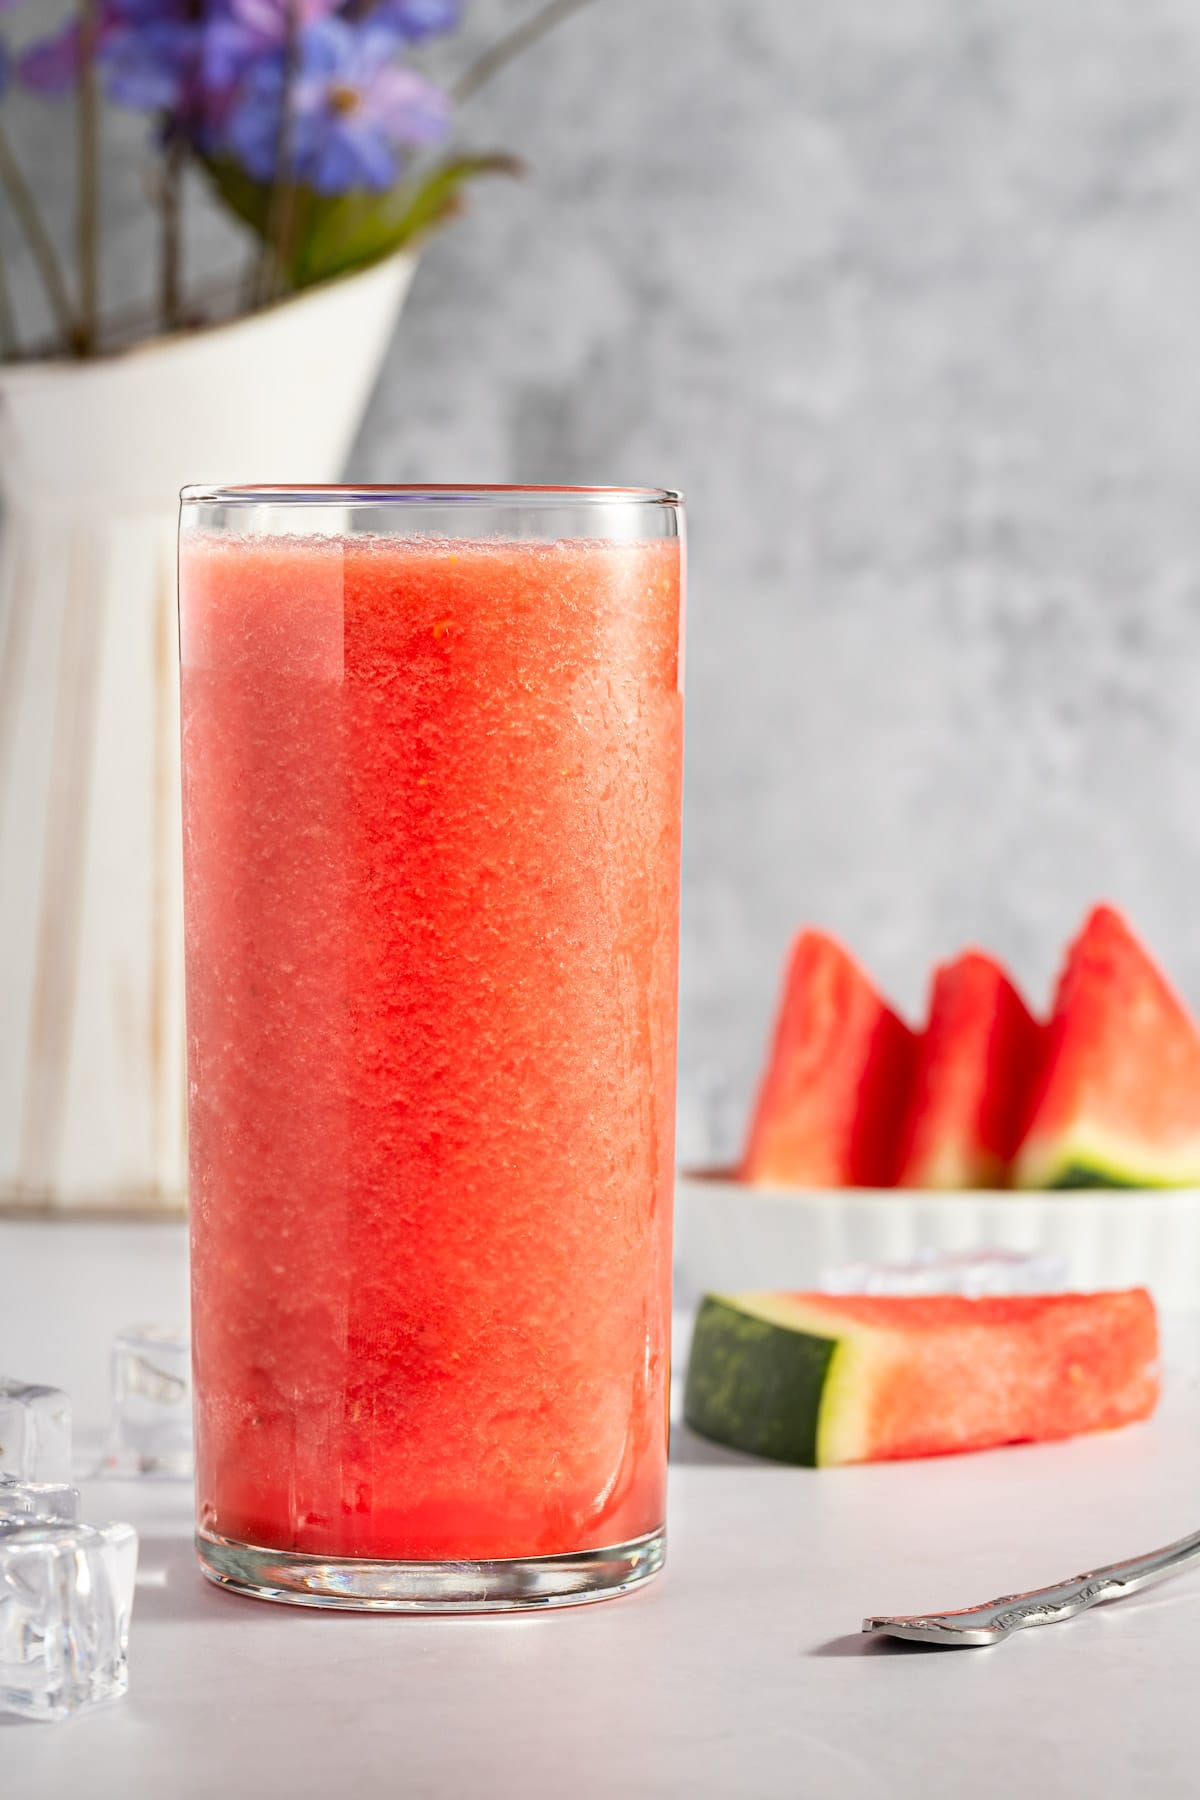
[740,931,917,1188]
[683,1289,1160,1466]
[896,951,1042,1189]
[1014,905,1200,1189]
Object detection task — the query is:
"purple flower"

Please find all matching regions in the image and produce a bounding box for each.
[18,6,189,109]
[18,21,82,96]
[224,18,449,194]
[227,0,460,45]
[101,18,198,110]
[200,16,268,92]
[17,0,457,196]
[370,0,462,43]
[106,4,262,143]
[18,3,254,124]
[225,0,340,45]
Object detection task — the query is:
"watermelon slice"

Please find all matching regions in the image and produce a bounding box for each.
[1014,905,1200,1189]
[740,931,917,1188]
[896,951,1042,1189]
[683,1289,1160,1466]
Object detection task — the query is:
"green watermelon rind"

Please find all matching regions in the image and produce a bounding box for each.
[1049,1162,1165,1190]
[1013,906,1200,1193]
[682,1293,879,1467]
[683,1288,1162,1469]
[1017,1129,1200,1191]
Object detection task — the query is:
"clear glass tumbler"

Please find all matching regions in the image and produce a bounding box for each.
[178,486,685,1610]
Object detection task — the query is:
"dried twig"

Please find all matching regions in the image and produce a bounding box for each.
[76,0,101,354]
[0,249,18,358]
[0,123,77,349]
[160,135,185,333]
[256,1,301,307]
[452,0,600,106]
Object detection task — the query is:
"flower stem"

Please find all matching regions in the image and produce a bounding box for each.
[0,249,18,360]
[256,1,301,307]
[160,134,184,334]
[270,171,301,302]
[76,0,101,355]
[452,0,600,106]
[0,123,77,351]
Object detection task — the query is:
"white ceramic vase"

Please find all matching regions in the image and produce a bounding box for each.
[0,251,417,1212]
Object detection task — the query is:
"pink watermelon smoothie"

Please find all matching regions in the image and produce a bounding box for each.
[180,531,683,1561]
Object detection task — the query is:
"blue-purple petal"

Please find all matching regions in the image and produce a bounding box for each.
[202,19,268,92]
[227,0,340,45]
[364,65,449,144]
[224,91,282,181]
[100,27,192,110]
[17,23,81,97]
[372,0,461,43]
[18,0,463,198]
[306,127,388,196]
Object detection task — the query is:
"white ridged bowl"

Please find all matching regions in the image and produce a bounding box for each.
[674,1171,1200,1313]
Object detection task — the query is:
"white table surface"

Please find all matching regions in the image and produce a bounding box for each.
[4,1217,1200,1799]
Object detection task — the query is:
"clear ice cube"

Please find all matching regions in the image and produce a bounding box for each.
[0,1520,138,1720]
[0,1478,81,1525]
[820,1247,1069,1299]
[0,1380,71,1483]
[99,1326,192,1479]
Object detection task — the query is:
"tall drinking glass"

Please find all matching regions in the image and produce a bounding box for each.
[178,486,684,1609]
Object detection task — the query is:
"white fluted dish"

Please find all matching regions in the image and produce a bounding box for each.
[674,1171,1200,1313]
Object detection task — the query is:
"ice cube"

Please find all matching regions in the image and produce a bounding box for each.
[0,1520,138,1720]
[99,1326,192,1479]
[0,1380,71,1483]
[820,1247,1069,1299]
[0,1478,81,1525]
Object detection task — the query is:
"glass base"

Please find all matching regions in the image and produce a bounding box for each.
[196,1525,665,1613]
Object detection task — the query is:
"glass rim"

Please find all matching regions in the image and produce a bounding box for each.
[179,483,684,509]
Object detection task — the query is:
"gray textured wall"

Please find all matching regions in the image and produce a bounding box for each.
[376,0,1200,1164]
[10,0,1200,1164]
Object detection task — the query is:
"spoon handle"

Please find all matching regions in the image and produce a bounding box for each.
[864,1525,1200,1646]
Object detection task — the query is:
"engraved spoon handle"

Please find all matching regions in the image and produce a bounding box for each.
[864,1525,1200,1647]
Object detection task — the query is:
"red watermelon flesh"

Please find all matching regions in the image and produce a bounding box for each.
[897,951,1042,1189]
[740,931,917,1188]
[1015,905,1200,1189]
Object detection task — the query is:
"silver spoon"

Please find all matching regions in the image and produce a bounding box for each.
[863,1525,1200,1647]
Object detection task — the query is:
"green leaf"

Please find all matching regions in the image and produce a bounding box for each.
[200,152,523,291]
